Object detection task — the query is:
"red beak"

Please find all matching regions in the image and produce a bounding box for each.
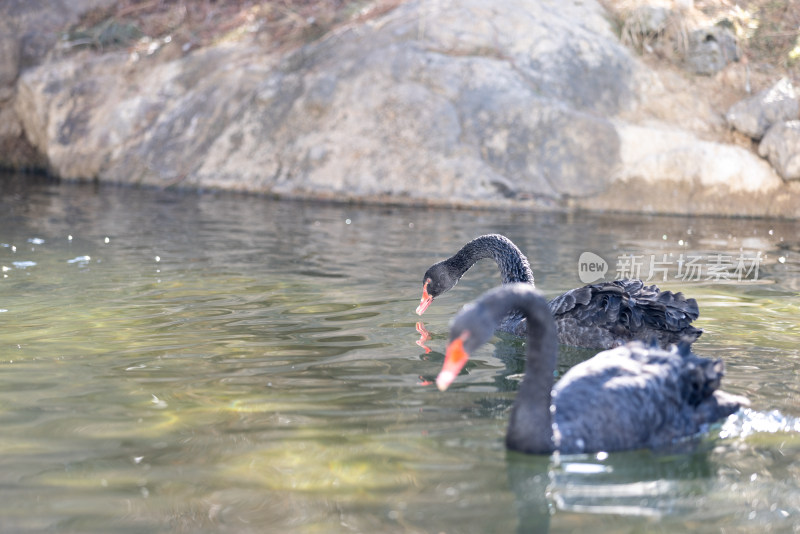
[415,282,433,315]
[436,333,470,391]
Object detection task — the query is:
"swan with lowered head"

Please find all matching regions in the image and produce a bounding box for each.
[417,234,701,349]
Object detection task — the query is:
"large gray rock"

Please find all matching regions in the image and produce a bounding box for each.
[615,122,782,193]
[8,0,800,217]
[759,121,800,181]
[576,122,795,218]
[726,78,798,140]
[14,0,633,203]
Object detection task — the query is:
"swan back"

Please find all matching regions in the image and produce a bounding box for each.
[551,342,746,454]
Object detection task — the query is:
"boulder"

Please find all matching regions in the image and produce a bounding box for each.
[614,121,782,193]
[6,0,800,217]
[726,78,798,140]
[759,121,800,181]
[14,0,633,204]
[574,122,797,217]
[0,0,116,168]
[685,25,738,75]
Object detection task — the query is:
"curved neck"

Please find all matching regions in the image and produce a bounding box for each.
[497,289,558,454]
[447,235,534,285]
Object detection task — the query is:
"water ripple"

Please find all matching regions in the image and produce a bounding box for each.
[720,408,800,439]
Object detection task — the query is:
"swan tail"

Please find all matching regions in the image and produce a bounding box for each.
[678,349,749,427]
[693,390,750,426]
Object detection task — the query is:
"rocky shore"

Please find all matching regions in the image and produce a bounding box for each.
[2,0,799,217]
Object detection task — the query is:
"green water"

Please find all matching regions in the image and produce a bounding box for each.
[1,174,799,533]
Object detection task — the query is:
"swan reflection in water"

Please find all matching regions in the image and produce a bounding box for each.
[508,444,719,533]
[508,408,800,533]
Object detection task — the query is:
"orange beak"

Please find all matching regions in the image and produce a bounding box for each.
[415,281,433,315]
[436,333,470,391]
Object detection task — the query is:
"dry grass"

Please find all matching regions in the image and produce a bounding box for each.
[74,0,798,85]
[726,0,800,73]
[618,4,692,61]
[71,0,404,55]
[605,0,800,83]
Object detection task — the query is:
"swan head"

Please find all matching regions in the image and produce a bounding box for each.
[416,262,460,315]
[436,301,495,391]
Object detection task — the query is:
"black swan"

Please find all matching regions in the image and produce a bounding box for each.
[416,234,702,349]
[436,284,748,454]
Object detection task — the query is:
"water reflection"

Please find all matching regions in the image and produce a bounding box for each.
[508,446,715,533]
[415,322,432,354]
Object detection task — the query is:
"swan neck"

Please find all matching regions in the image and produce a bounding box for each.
[505,291,558,454]
[449,235,534,285]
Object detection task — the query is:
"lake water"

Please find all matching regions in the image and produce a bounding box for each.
[1,172,799,533]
